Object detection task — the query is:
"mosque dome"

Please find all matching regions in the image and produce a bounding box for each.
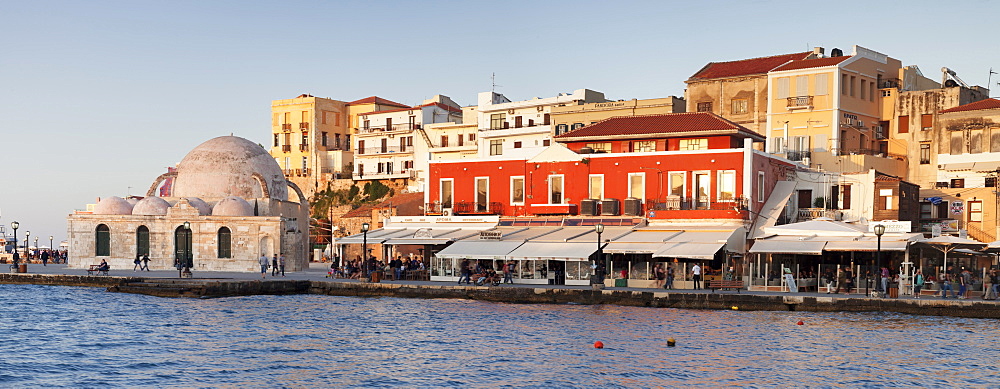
[212,196,255,216]
[169,136,288,201]
[93,196,134,215]
[183,197,212,216]
[132,196,170,216]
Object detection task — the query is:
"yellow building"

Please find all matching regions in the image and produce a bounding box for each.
[765,46,907,177]
[270,94,352,195]
[549,97,685,136]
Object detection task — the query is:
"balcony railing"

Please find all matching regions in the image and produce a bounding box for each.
[454,201,504,215]
[480,122,550,131]
[841,148,906,161]
[786,96,813,108]
[425,202,450,215]
[299,122,309,130]
[353,170,416,180]
[646,196,749,212]
[797,208,842,221]
[299,144,309,151]
[283,168,312,177]
[357,123,419,134]
[282,145,291,153]
[281,123,292,131]
[786,150,811,162]
[356,145,410,155]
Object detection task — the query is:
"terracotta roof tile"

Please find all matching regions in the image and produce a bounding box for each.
[772,56,852,72]
[688,52,813,80]
[340,192,426,218]
[347,96,409,108]
[940,98,1000,114]
[553,112,763,140]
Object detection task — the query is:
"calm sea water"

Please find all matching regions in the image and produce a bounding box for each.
[1,284,998,388]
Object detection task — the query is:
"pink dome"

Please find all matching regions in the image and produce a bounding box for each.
[93,196,134,215]
[212,196,254,216]
[132,197,170,216]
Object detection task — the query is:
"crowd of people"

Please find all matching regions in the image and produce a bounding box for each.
[5,249,66,266]
[326,254,426,280]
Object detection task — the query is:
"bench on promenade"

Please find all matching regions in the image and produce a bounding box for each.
[707,279,744,293]
[88,265,109,276]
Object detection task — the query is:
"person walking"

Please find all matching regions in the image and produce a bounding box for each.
[271,254,279,276]
[134,254,142,271]
[991,270,1000,300]
[458,259,471,285]
[141,253,150,271]
[258,253,269,278]
[278,254,286,277]
[41,250,49,266]
[939,272,953,298]
[503,261,514,284]
[653,264,665,289]
[665,265,674,289]
[691,263,702,290]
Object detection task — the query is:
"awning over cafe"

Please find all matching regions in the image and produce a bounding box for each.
[335,228,415,245]
[507,242,597,261]
[748,239,826,255]
[652,242,725,260]
[383,228,481,245]
[824,239,910,252]
[435,241,526,260]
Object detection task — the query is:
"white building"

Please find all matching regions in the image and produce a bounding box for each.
[475,89,607,159]
[353,95,462,192]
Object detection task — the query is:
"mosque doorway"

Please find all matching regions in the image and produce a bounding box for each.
[260,236,274,258]
[174,225,193,271]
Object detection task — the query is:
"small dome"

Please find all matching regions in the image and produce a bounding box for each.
[93,196,134,215]
[184,197,211,216]
[212,196,254,216]
[132,196,170,215]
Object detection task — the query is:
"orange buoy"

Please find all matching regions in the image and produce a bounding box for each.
[797,320,804,325]
[667,338,676,347]
[594,341,604,349]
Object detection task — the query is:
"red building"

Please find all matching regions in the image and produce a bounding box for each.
[427,113,794,222]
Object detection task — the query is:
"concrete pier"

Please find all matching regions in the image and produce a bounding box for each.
[3,271,999,319]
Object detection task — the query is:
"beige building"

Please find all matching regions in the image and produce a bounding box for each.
[270,94,352,196]
[68,136,310,273]
[549,97,685,136]
[686,50,817,134]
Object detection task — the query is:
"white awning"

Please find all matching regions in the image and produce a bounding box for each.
[751,180,796,239]
[435,241,526,260]
[824,240,910,252]
[749,240,826,255]
[335,229,414,244]
[603,242,667,254]
[653,242,724,260]
[507,242,596,261]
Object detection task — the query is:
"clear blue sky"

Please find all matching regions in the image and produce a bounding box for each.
[2,0,998,244]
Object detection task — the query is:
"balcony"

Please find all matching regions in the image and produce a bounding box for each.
[299,122,309,130]
[282,145,291,153]
[786,96,813,109]
[356,145,411,155]
[786,150,811,162]
[797,208,842,222]
[841,148,906,161]
[282,168,312,177]
[357,123,419,134]
[352,170,416,180]
[424,202,450,215]
[299,144,309,151]
[454,201,504,215]
[281,123,292,131]
[647,196,749,212]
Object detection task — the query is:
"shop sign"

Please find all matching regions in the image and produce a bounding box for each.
[479,230,502,240]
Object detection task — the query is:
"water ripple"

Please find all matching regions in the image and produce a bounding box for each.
[1,284,999,387]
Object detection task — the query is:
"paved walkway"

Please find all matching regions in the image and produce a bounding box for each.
[13,262,972,301]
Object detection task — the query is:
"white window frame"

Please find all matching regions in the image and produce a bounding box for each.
[668,171,687,198]
[627,172,646,199]
[548,174,565,204]
[588,174,604,200]
[693,170,712,206]
[679,138,708,151]
[440,178,454,208]
[475,177,490,212]
[510,176,525,205]
[757,172,765,203]
[717,170,737,202]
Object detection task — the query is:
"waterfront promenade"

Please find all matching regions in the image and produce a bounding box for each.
[4,263,999,319]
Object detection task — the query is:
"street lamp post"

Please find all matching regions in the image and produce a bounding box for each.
[593,223,605,289]
[33,237,38,258]
[49,236,53,261]
[182,221,192,278]
[24,230,30,260]
[361,222,370,281]
[874,224,886,296]
[10,221,19,263]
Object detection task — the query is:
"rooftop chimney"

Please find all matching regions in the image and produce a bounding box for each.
[812,47,825,58]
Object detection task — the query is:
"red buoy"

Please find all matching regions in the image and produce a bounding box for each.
[797,321,804,325]
[594,341,604,349]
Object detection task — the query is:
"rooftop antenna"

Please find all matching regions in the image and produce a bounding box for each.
[491,72,502,94]
[991,68,999,97]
